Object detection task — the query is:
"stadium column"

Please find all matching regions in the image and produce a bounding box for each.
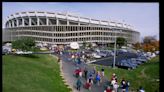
[99,20,101,26]
[9,21,11,28]
[6,22,8,28]
[5,22,8,28]
[67,20,69,26]
[56,18,59,26]
[108,21,110,26]
[78,16,80,26]
[37,17,40,26]
[22,18,25,26]
[66,13,69,26]
[46,18,49,26]
[16,19,19,27]
[90,18,92,26]
[12,20,15,27]
[29,17,31,26]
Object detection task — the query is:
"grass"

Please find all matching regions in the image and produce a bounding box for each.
[3,54,71,92]
[91,56,159,92]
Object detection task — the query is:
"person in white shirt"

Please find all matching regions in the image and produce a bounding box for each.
[113,82,119,92]
[139,86,145,92]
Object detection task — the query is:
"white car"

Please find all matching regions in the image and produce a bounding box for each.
[16,51,24,54]
[150,53,156,58]
[155,51,159,55]
[23,51,33,54]
[92,53,101,58]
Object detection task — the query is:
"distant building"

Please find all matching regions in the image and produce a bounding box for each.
[3,11,140,45]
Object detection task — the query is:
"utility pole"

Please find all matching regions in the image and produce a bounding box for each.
[113,29,117,69]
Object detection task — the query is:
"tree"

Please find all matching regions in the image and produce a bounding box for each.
[142,36,159,52]
[116,37,126,48]
[12,37,35,51]
[88,42,92,48]
[82,41,87,49]
[133,42,141,50]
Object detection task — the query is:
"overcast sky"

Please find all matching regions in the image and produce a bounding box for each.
[2,2,159,40]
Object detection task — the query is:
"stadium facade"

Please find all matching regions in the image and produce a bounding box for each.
[3,11,140,45]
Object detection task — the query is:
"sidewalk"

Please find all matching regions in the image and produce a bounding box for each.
[60,54,107,92]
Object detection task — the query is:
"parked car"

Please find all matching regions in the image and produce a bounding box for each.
[155,51,159,55]
[116,59,137,69]
[92,53,101,59]
[130,58,143,65]
[16,51,24,54]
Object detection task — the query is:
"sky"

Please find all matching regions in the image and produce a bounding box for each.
[2,2,159,41]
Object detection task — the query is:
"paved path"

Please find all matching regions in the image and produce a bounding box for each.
[58,53,109,92]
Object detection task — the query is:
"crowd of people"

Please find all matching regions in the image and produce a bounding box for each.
[72,55,145,92]
[55,47,145,92]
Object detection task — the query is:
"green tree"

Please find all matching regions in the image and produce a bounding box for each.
[133,42,141,50]
[88,42,92,48]
[116,37,126,48]
[12,37,35,51]
[82,41,87,49]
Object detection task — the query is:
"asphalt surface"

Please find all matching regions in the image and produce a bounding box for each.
[58,53,109,92]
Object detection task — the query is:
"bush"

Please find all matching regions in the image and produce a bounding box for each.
[12,37,35,51]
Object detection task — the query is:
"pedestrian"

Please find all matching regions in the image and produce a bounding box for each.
[96,71,101,86]
[101,67,105,82]
[84,78,93,90]
[111,73,117,80]
[72,54,75,61]
[126,81,130,92]
[74,67,80,78]
[77,57,81,64]
[84,67,88,80]
[139,86,145,92]
[79,69,83,78]
[113,82,119,92]
[104,86,112,92]
[121,78,126,92]
[93,66,96,74]
[111,78,116,87]
[76,78,82,91]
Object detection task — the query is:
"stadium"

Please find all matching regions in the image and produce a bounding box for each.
[3,11,140,46]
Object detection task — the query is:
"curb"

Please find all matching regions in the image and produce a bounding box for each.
[54,55,74,92]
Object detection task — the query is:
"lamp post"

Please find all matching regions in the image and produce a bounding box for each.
[113,29,117,68]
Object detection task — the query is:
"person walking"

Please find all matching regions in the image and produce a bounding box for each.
[76,78,82,91]
[104,86,112,92]
[113,82,119,92]
[121,78,126,92]
[101,67,105,83]
[139,86,145,92]
[93,66,96,74]
[84,78,93,90]
[84,67,88,80]
[126,81,130,92]
[96,71,101,86]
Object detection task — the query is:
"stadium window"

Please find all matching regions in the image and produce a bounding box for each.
[69,26,71,31]
[73,26,75,31]
[65,26,67,31]
[56,26,58,31]
[80,27,81,30]
[67,26,69,31]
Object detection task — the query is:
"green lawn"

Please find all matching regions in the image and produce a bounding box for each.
[3,54,71,92]
[91,56,159,92]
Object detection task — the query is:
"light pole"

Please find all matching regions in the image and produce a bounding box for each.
[113,29,117,68]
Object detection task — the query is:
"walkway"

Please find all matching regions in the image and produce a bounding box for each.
[55,52,109,92]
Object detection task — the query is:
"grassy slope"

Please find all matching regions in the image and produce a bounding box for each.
[3,54,71,92]
[92,56,159,92]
